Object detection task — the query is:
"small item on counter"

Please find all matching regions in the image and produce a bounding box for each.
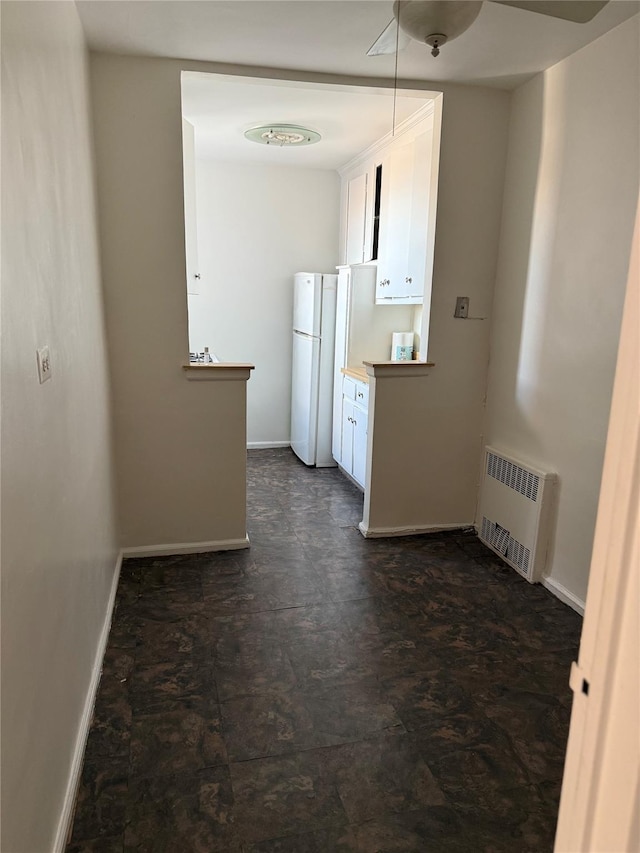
[202,347,211,364]
[391,332,414,361]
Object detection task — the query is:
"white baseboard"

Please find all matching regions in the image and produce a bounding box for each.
[121,536,250,559]
[542,576,585,615]
[358,521,471,538]
[336,465,364,492]
[53,550,123,853]
[247,441,290,449]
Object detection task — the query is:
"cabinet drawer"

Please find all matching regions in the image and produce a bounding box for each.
[343,376,369,408]
[343,376,357,401]
[354,382,369,409]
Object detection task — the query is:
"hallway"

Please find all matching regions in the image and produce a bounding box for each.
[68,449,582,852]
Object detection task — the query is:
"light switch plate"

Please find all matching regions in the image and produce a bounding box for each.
[37,346,52,383]
[454,297,469,319]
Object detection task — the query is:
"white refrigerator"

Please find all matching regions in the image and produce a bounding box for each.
[290,272,338,467]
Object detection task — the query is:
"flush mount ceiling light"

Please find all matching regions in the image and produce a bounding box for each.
[244,125,321,147]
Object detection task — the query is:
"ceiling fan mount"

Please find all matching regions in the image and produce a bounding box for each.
[368,0,609,58]
[425,34,447,57]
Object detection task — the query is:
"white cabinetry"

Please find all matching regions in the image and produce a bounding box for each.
[340,376,369,489]
[343,161,379,266]
[376,123,433,304]
[345,171,369,265]
[376,139,415,301]
[331,264,415,464]
[339,105,439,307]
[406,125,434,301]
[182,119,200,295]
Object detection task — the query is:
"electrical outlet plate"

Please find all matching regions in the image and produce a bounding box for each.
[454,297,469,319]
[37,346,52,383]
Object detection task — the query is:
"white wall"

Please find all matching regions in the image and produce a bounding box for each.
[0,4,120,851]
[483,15,640,606]
[418,84,511,524]
[188,158,339,445]
[90,54,252,549]
[89,50,512,544]
[362,84,511,531]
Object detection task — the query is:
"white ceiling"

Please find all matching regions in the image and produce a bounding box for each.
[78,1,638,89]
[181,73,436,167]
[77,1,638,168]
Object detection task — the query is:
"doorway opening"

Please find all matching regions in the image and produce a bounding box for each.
[179,71,441,449]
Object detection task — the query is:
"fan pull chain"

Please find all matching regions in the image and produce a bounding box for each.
[392,4,400,136]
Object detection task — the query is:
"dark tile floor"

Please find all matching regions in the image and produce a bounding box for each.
[68,448,582,852]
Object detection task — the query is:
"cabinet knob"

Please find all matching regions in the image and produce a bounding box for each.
[353,419,357,426]
[357,392,363,398]
[405,276,412,284]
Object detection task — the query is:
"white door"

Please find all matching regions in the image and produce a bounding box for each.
[554,204,639,853]
[290,330,320,465]
[293,273,321,337]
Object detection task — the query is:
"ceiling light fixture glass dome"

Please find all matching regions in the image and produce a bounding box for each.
[244,124,321,147]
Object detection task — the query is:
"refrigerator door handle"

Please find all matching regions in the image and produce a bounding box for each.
[293,330,320,341]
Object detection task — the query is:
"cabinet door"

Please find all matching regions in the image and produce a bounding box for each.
[345,172,368,265]
[341,398,355,475]
[405,126,433,300]
[352,403,368,488]
[182,119,200,295]
[376,140,414,301]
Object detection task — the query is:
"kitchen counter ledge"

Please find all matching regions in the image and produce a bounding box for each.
[342,362,435,383]
[182,363,254,381]
[341,365,370,383]
[364,360,435,379]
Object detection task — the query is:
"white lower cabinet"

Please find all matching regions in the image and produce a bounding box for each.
[340,377,368,489]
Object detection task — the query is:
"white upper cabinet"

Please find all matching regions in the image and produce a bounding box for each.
[345,172,368,265]
[376,138,417,302]
[406,124,434,302]
[338,105,440,307]
[376,124,434,304]
[182,118,200,295]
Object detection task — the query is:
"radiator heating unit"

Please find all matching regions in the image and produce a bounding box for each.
[477,446,556,583]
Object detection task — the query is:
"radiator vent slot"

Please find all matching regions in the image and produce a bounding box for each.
[482,517,532,575]
[486,450,540,502]
[509,537,531,575]
[478,447,555,583]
